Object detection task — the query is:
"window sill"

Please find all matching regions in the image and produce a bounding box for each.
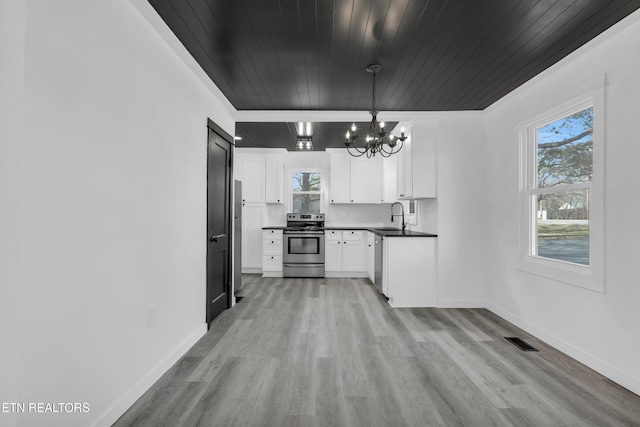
[516,255,604,293]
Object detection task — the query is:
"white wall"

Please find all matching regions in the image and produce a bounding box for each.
[3,1,235,426]
[430,114,487,307]
[484,10,640,395]
[0,1,25,426]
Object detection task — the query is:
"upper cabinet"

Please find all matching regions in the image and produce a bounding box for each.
[328,153,350,203]
[239,157,265,203]
[395,121,437,199]
[265,157,283,203]
[328,150,386,204]
[236,153,283,204]
[381,155,398,204]
[350,156,382,203]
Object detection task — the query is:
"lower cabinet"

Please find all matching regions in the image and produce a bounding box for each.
[325,230,367,277]
[242,203,264,271]
[383,237,437,307]
[366,232,375,282]
[262,229,283,277]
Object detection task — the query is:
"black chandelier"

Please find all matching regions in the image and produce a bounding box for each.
[345,64,407,158]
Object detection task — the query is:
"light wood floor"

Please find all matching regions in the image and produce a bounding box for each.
[114,276,640,426]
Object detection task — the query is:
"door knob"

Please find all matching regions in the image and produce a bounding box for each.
[210,236,218,242]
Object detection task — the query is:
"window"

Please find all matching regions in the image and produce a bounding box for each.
[292,171,321,213]
[519,89,604,292]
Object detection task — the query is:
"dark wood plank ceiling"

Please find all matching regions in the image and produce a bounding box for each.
[148,0,639,149]
[148,0,640,112]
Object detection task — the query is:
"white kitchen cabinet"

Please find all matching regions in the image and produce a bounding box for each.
[324,230,343,272]
[366,231,375,282]
[265,157,283,203]
[396,121,437,199]
[240,157,266,202]
[328,150,385,204]
[324,230,367,277]
[350,156,383,203]
[328,154,350,203]
[397,136,412,199]
[262,229,283,277]
[383,237,437,307]
[381,155,398,204]
[242,203,264,271]
[342,230,366,272]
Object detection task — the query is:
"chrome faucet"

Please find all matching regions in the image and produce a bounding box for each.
[390,202,406,232]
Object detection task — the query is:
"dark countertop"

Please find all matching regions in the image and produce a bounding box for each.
[371,229,437,237]
[325,227,437,237]
[262,225,437,237]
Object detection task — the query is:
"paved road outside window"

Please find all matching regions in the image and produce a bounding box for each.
[538,237,589,265]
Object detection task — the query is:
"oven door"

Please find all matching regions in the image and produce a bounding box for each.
[283,231,325,264]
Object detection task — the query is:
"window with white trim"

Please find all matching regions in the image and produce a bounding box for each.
[519,89,605,292]
[291,171,321,213]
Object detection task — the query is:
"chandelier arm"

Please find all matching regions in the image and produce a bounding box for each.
[348,137,368,152]
[378,148,392,158]
[380,138,404,156]
[347,146,368,157]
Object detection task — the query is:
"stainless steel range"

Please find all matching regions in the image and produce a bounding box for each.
[283,213,325,278]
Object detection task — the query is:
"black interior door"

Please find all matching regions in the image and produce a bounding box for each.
[206,122,232,326]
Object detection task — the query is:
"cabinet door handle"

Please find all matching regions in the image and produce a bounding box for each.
[399,194,405,197]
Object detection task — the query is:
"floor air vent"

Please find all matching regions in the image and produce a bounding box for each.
[504,337,539,352]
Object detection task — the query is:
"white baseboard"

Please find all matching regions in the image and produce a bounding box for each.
[262,271,283,277]
[437,298,487,308]
[242,267,262,274]
[93,324,208,427]
[486,302,640,396]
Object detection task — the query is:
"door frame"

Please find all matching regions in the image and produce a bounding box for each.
[206,118,234,324]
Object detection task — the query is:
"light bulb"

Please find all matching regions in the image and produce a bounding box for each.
[351,123,357,132]
[380,121,385,129]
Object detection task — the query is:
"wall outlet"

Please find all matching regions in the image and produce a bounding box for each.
[147,306,156,328]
